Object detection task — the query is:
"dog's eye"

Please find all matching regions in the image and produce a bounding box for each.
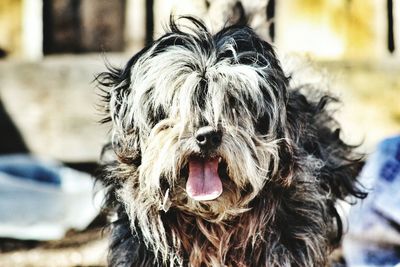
[255,115,270,135]
[148,107,167,127]
[155,107,166,121]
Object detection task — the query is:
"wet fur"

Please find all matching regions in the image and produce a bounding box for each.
[97,17,366,267]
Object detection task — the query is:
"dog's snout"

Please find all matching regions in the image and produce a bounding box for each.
[195,126,222,148]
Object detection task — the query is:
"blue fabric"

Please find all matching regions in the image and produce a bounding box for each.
[344,135,400,267]
[0,154,101,240]
[0,155,61,185]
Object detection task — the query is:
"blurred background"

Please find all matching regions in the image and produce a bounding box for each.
[0,0,399,266]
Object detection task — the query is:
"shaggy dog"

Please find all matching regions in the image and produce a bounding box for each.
[97,17,366,267]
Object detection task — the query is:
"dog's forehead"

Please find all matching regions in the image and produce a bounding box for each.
[129,40,280,121]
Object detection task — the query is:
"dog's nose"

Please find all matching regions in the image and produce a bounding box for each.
[195,126,222,148]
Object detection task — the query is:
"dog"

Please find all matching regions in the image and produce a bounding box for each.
[97,17,366,267]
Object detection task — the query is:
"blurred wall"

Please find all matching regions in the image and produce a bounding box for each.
[0,0,399,161]
[275,0,388,59]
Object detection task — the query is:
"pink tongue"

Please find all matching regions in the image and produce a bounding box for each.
[186,158,223,201]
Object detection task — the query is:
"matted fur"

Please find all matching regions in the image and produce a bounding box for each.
[97,17,366,267]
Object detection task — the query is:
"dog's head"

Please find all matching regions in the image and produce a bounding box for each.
[100,17,292,219]
[98,17,365,262]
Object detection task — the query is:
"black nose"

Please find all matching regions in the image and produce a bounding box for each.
[195,126,222,148]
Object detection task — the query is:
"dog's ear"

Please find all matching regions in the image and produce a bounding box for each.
[96,62,129,125]
[286,89,367,201]
[96,54,146,163]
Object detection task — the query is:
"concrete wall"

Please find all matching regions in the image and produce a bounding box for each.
[0,55,125,161]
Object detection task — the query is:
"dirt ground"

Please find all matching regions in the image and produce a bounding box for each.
[0,228,108,267]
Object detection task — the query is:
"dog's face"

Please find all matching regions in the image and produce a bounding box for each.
[105,19,291,221]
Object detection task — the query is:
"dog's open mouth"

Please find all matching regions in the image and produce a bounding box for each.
[186,157,223,201]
